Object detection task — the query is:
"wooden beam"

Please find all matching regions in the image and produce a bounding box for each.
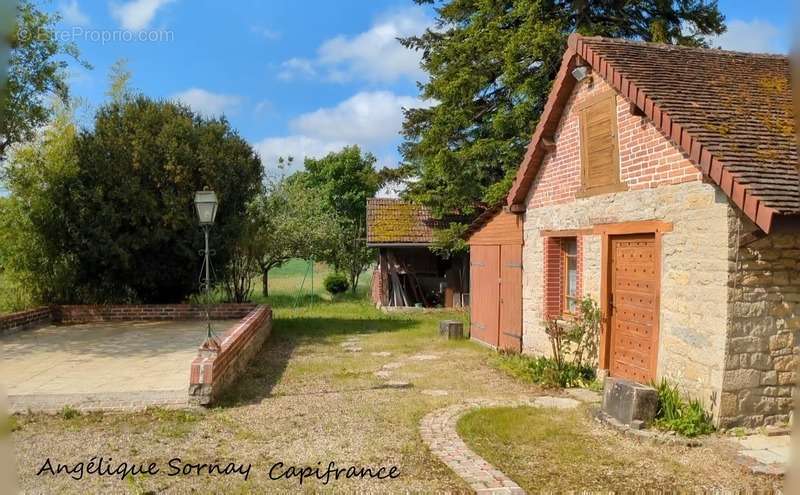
[540,228,594,237]
[592,219,673,235]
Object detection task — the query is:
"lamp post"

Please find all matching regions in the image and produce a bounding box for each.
[194,190,219,349]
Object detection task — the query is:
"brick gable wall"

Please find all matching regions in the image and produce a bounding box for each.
[528,77,702,209]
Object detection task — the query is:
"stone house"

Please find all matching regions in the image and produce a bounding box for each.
[469,35,798,428]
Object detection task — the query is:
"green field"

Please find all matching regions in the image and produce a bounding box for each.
[0,259,372,315]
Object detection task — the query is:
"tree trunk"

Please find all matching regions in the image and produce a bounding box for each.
[262,269,269,297]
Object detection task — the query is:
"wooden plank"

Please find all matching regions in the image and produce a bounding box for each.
[468,210,524,246]
[498,244,523,352]
[469,245,500,348]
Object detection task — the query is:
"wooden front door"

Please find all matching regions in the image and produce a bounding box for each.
[470,245,500,347]
[498,245,522,352]
[608,234,659,383]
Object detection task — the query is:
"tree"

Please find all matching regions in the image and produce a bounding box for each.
[0,102,81,304]
[302,146,381,293]
[3,92,263,304]
[1,0,89,161]
[248,159,339,296]
[399,0,725,235]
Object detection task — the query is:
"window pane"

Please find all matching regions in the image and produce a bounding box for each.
[564,238,577,256]
[567,255,577,297]
[562,238,578,314]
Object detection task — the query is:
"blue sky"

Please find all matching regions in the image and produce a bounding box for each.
[48,0,794,177]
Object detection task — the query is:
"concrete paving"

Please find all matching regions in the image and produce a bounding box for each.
[0,320,237,411]
[735,433,792,475]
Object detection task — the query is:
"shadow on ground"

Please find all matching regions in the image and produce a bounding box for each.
[216,313,415,407]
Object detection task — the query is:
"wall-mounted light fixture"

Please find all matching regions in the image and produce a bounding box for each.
[571,65,590,82]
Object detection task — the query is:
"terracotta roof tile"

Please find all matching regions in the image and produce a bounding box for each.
[508,34,799,232]
[366,199,440,245]
[579,37,798,215]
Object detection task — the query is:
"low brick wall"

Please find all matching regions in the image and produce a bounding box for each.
[54,304,257,324]
[0,307,53,336]
[188,305,273,405]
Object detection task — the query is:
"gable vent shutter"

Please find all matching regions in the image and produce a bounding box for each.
[579,92,620,191]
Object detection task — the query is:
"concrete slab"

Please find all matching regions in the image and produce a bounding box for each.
[734,433,792,475]
[0,320,237,411]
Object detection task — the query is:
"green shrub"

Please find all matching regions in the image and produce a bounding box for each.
[652,379,714,437]
[324,272,350,295]
[58,405,81,420]
[493,351,595,389]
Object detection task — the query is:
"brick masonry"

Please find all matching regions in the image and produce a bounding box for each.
[188,305,272,405]
[0,307,53,336]
[520,75,798,427]
[55,304,257,323]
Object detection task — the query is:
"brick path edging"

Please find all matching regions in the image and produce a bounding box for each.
[420,397,580,495]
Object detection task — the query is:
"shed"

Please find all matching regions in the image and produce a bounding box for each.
[466,205,524,351]
[366,198,468,308]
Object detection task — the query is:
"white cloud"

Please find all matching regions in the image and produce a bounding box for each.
[110,0,175,31]
[251,25,280,40]
[290,91,431,145]
[252,91,433,175]
[60,0,90,26]
[253,99,273,116]
[709,19,785,54]
[171,88,242,117]
[277,7,430,83]
[277,58,317,81]
[253,135,348,172]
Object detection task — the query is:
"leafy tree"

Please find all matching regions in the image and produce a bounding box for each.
[302,146,381,293]
[1,0,89,161]
[399,0,725,234]
[0,103,81,304]
[3,92,263,303]
[248,158,340,296]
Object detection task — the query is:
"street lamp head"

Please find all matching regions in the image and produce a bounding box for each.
[194,190,218,226]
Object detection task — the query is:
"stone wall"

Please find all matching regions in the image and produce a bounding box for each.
[523,182,733,418]
[720,216,800,427]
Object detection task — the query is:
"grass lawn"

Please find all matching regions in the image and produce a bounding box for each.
[457,406,780,493]
[11,268,525,493]
[8,264,779,493]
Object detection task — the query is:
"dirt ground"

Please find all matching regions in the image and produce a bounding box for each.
[9,300,782,493]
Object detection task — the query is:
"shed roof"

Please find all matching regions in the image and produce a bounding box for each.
[366,198,440,246]
[507,34,799,233]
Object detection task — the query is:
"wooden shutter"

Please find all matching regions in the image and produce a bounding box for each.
[578,91,622,195]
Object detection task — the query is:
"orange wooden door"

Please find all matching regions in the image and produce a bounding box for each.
[469,245,500,347]
[498,244,522,352]
[609,234,659,383]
